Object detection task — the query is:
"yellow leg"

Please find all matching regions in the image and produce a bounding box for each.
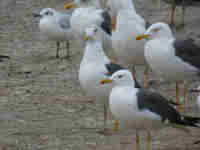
[113,120,119,132]
[136,131,140,150]
[144,67,149,88]
[146,131,151,150]
[111,15,117,32]
[181,85,187,112]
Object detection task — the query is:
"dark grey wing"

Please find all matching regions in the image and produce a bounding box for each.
[136,89,200,127]
[105,63,127,75]
[137,89,181,123]
[100,11,112,35]
[174,39,200,69]
[58,15,71,30]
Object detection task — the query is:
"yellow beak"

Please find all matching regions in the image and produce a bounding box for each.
[135,34,149,40]
[84,36,89,41]
[64,2,78,9]
[100,78,113,84]
[111,16,117,31]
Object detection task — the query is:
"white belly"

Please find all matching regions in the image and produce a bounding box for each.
[110,87,163,131]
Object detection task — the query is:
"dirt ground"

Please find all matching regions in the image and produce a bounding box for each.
[0,0,200,150]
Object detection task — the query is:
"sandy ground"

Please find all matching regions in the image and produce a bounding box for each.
[0,0,200,149]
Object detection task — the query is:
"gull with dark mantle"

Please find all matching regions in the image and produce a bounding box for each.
[33,8,74,58]
[100,69,200,150]
[136,22,200,111]
[79,25,140,132]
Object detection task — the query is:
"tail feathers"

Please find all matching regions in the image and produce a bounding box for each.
[180,115,200,127]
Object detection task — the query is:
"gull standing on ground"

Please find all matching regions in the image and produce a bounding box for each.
[106,0,150,87]
[136,22,200,111]
[100,69,200,150]
[64,0,114,58]
[33,8,74,59]
[79,25,140,130]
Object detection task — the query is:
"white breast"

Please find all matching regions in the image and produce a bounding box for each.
[109,86,163,131]
[79,63,113,100]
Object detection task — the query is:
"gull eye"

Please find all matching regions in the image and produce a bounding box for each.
[45,11,53,16]
[118,75,123,79]
[45,11,49,15]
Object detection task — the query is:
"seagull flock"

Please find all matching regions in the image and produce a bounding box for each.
[33,0,200,149]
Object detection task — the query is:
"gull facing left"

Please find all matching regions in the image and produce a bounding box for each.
[79,25,129,129]
[136,22,200,111]
[34,8,74,58]
[100,69,200,150]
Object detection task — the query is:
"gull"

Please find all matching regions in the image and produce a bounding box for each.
[100,69,200,150]
[33,8,74,58]
[79,25,140,131]
[64,0,114,59]
[136,22,200,111]
[106,0,150,88]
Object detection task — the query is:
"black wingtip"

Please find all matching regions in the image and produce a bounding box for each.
[33,13,42,18]
[0,55,10,62]
[194,140,200,144]
[181,115,200,127]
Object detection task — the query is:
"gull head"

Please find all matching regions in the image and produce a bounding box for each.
[84,25,103,42]
[33,8,56,18]
[40,8,56,17]
[100,70,134,86]
[136,22,173,41]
